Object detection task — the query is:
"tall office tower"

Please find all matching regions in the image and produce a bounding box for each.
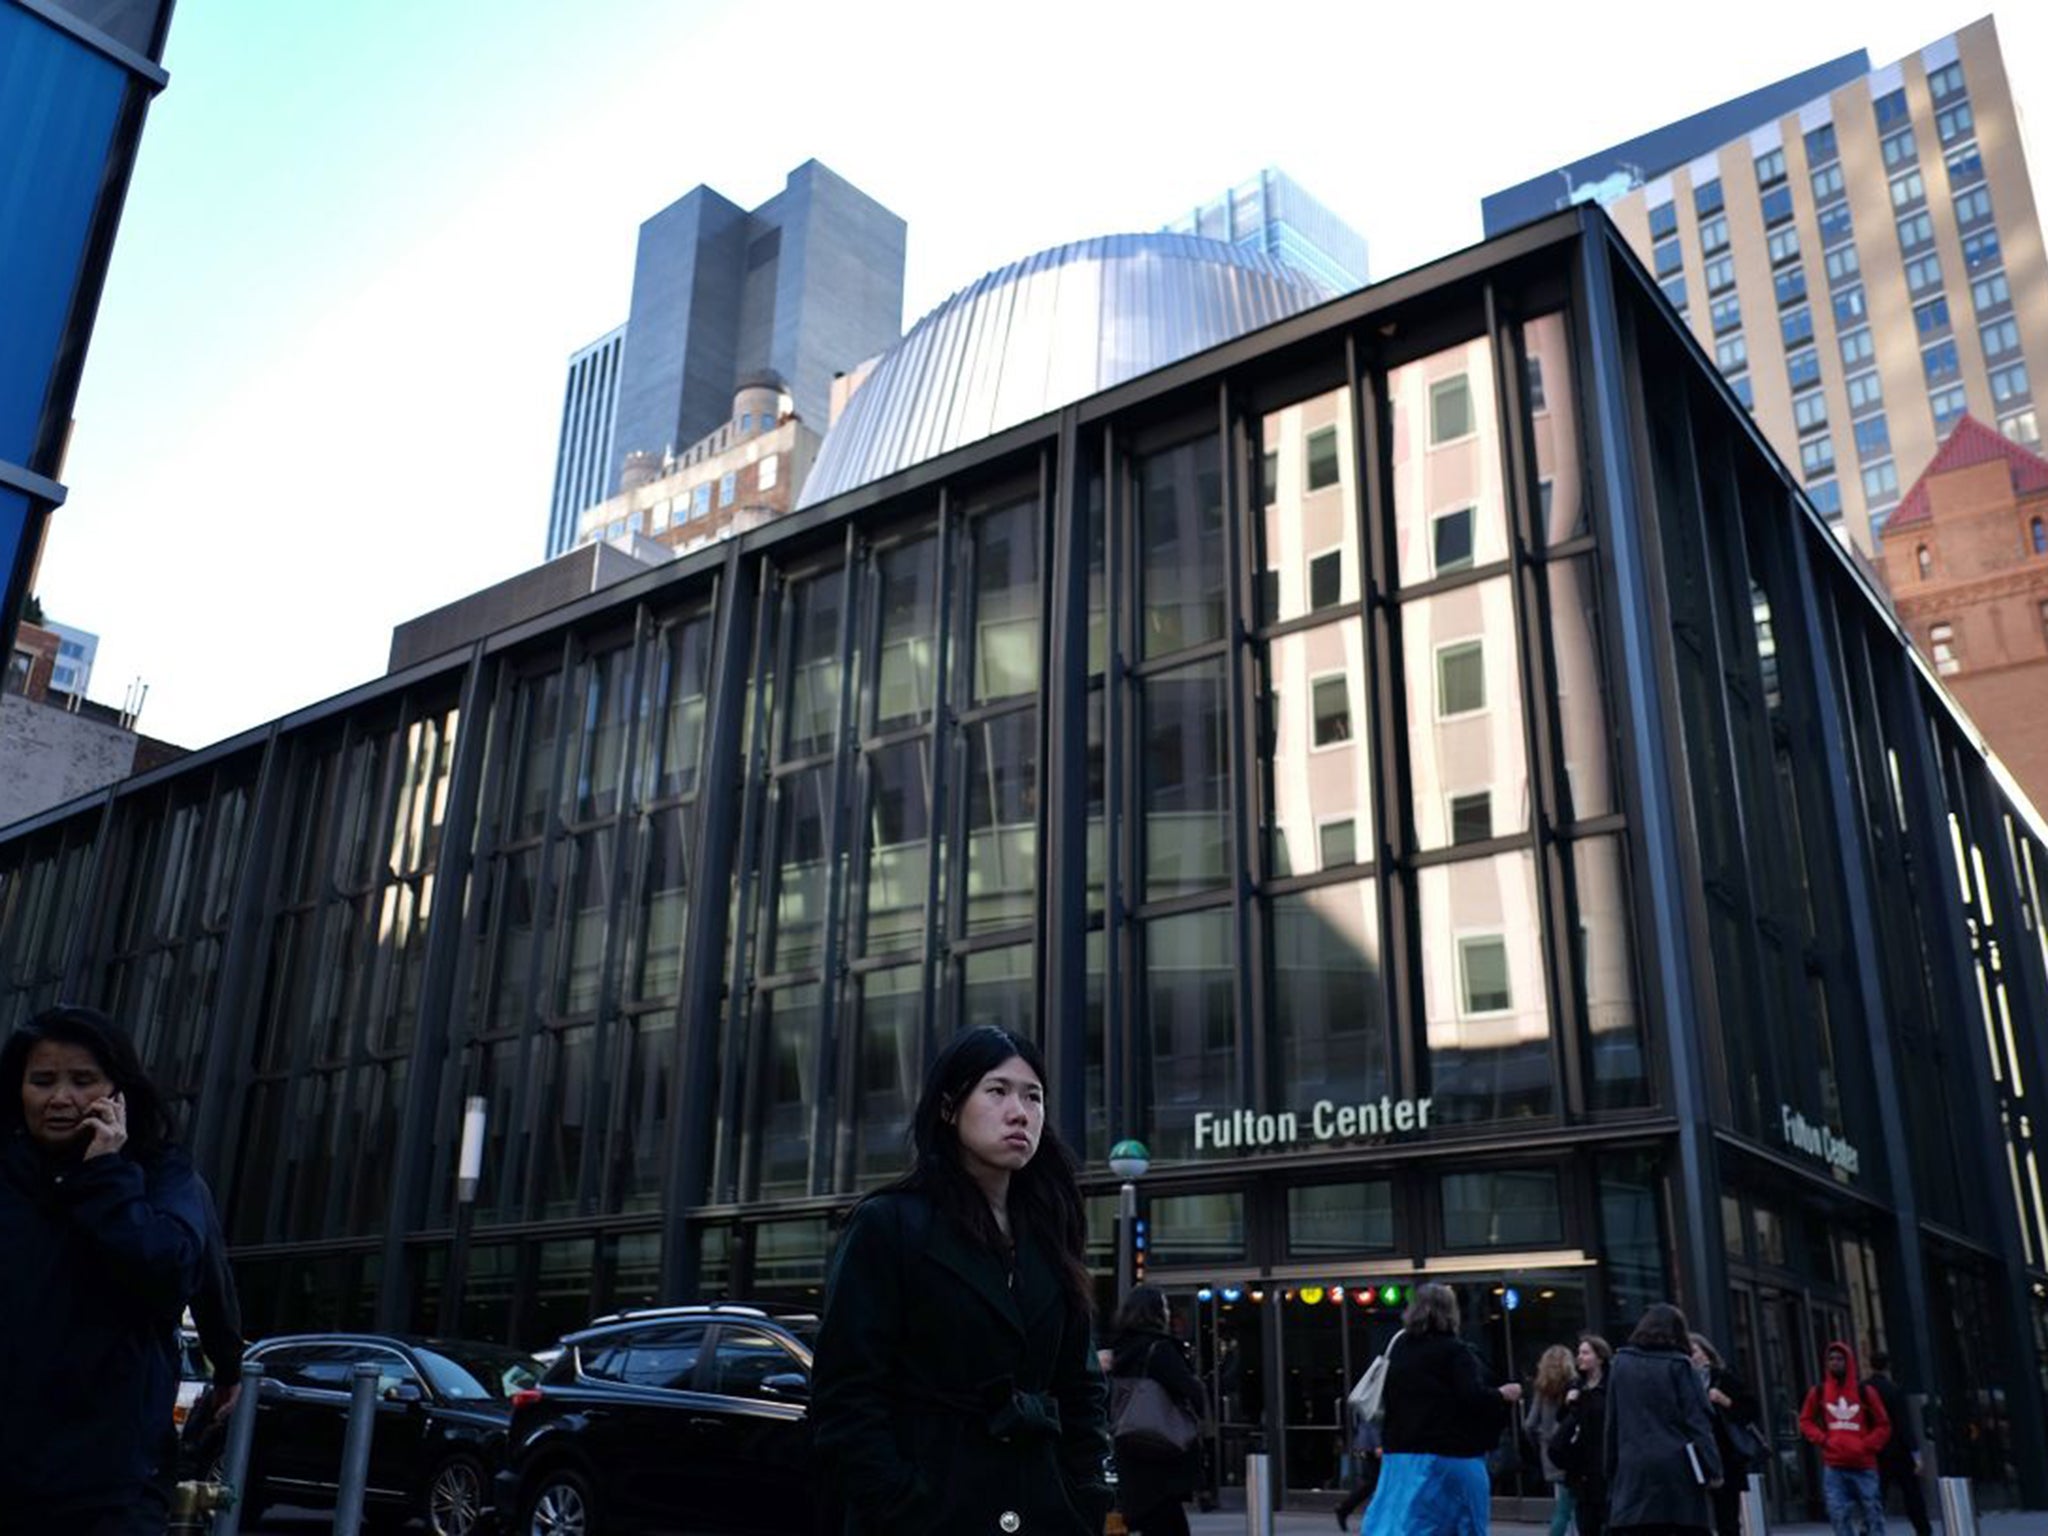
[546,326,624,559]
[1162,167,1370,294]
[1484,18,2048,552]
[0,1,174,667]
[545,160,906,556]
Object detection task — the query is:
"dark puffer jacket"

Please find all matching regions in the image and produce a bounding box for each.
[0,1131,207,1510]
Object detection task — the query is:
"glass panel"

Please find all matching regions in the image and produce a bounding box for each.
[962,945,1033,1037]
[755,984,821,1199]
[1404,579,1528,851]
[875,537,939,733]
[514,673,563,842]
[1418,852,1553,1123]
[1442,1169,1563,1246]
[556,831,613,1016]
[631,807,689,1002]
[568,648,631,822]
[1596,1151,1669,1322]
[649,617,712,800]
[769,768,833,974]
[751,1217,829,1308]
[613,1021,672,1214]
[1145,908,1237,1160]
[1391,339,1508,585]
[1575,836,1649,1109]
[1547,558,1618,820]
[964,711,1037,936]
[852,965,922,1188]
[1148,1191,1246,1266]
[1271,881,1390,1130]
[784,572,845,761]
[1287,1183,1395,1255]
[487,850,539,1030]
[1086,471,1108,677]
[971,496,1040,703]
[1085,930,1109,1165]
[1261,619,1372,877]
[1143,659,1231,900]
[533,1026,597,1218]
[1524,315,1586,542]
[1139,434,1226,656]
[859,739,931,955]
[1086,692,1106,910]
[530,1238,597,1351]
[1258,388,1360,626]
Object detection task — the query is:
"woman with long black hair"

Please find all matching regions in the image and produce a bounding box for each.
[811,1025,1112,1535]
[0,1005,209,1535]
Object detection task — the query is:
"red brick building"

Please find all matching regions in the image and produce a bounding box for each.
[1879,415,2048,809]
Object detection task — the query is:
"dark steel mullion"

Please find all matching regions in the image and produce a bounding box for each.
[371,644,495,1329]
[1219,382,1262,1114]
[1044,415,1092,1154]
[707,562,777,1208]
[807,526,863,1197]
[1355,340,1416,1106]
[918,488,954,1054]
[1490,282,1578,1124]
[1574,226,1728,1341]
[1885,663,2048,1503]
[51,791,118,1002]
[1110,426,1142,1146]
[825,539,884,1194]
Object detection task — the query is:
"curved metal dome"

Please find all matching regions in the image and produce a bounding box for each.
[799,233,1333,507]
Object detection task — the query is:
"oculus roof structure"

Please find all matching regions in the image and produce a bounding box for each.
[798,232,1333,508]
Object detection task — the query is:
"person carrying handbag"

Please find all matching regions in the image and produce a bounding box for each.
[1689,1333,1763,1536]
[1106,1286,1205,1536]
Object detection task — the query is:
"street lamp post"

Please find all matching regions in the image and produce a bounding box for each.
[440,1095,487,1335]
[1109,1140,1150,1301]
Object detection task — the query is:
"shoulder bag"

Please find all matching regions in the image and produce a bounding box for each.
[1346,1328,1404,1425]
[1110,1340,1200,1458]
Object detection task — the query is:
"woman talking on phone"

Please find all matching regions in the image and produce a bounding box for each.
[0,1005,209,1535]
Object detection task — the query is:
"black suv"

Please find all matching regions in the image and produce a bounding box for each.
[240,1332,545,1535]
[496,1304,820,1535]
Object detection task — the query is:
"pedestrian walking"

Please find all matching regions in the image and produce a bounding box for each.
[811,1025,1112,1536]
[1551,1335,1612,1536]
[1104,1285,1202,1536]
[1359,1281,1523,1536]
[1863,1351,1930,1536]
[1688,1334,1761,1536]
[0,1006,210,1536]
[1602,1302,1721,1536]
[1524,1344,1579,1536]
[1799,1340,1891,1536]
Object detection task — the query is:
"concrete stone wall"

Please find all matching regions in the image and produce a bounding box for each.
[0,692,139,831]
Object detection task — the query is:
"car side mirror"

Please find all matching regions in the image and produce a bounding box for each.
[383,1382,425,1405]
[761,1372,810,1402]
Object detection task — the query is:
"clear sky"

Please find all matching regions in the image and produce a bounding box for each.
[40,0,2048,749]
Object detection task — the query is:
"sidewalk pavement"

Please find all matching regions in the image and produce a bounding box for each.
[1187,1510,2041,1534]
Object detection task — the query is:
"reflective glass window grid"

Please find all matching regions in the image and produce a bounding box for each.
[1923,340,1962,387]
[1852,414,1892,463]
[1766,228,1801,268]
[1862,460,1900,503]
[1992,362,2033,408]
[1804,122,1839,165]
[1982,316,2022,362]
[1929,384,1968,433]
[1649,200,1679,241]
[1914,296,1952,341]
[1792,390,1829,436]
[1811,163,1846,204]
[1946,142,1985,189]
[1825,243,1861,287]
[1938,101,1975,145]
[1800,435,1836,477]
[1710,296,1742,336]
[1839,328,1875,370]
[1874,88,1911,132]
[1846,371,1884,417]
[1905,254,1944,296]
[1754,147,1787,187]
[1890,168,1927,211]
[1955,186,1995,230]
[1786,348,1822,392]
[1698,213,1730,254]
[1897,210,1936,253]
[1705,255,1737,294]
[1833,285,1868,328]
[1694,179,1724,216]
[1774,266,1807,309]
[1973,271,2011,317]
[1882,127,1919,172]
[1780,306,1814,350]
[1654,239,1684,278]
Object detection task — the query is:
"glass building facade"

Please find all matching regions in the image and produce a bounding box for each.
[4,207,2046,1513]
[0,0,173,662]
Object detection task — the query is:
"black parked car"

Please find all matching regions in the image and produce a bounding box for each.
[496,1304,819,1535]
[240,1332,545,1535]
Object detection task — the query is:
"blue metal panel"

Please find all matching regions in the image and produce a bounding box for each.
[0,2,127,464]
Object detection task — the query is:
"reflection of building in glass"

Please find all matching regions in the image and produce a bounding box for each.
[1488,17,2048,553]
[9,209,2048,1514]
[1162,167,1370,295]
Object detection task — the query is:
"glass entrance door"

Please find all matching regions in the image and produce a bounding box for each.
[1736,1280,1820,1523]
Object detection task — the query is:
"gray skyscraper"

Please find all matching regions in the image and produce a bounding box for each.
[546,160,906,556]
[1161,167,1370,294]
[547,325,624,560]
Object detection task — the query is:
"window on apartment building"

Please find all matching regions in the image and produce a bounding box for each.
[1660,275,1688,314]
[1881,128,1919,172]
[2004,410,2041,448]
[1655,239,1684,278]
[1847,372,1884,416]
[2031,519,2046,557]
[719,471,736,507]
[1781,307,1814,349]
[1699,213,1730,253]
[1963,229,2002,273]
[1930,385,1968,434]
[1760,185,1795,227]
[1694,180,1724,216]
[1430,376,1474,444]
[1810,480,1843,519]
[1937,102,1975,145]
[1905,254,1944,296]
[1731,375,1755,410]
[1754,147,1787,186]
[1309,551,1343,611]
[1787,349,1822,391]
[1449,791,1494,846]
[1854,415,1892,463]
[692,484,712,520]
[1923,341,1962,388]
[1991,362,2032,408]
[1863,461,1900,504]
[1775,266,1807,308]
[1929,61,1966,101]
[1833,285,1868,327]
[1955,186,1994,229]
[1811,163,1846,203]
[1706,256,1737,294]
[1711,296,1743,335]
[1930,622,1959,675]
[1897,211,1935,252]
[1890,169,1927,210]
[1817,203,1855,249]
[1874,88,1910,132]
[1839,328,1875,369]
[1800,437,1836,478]
[1972,271,2011,314]
[757,453,778,491]
[1312,675,1352,746]
[1436,641,1487,717]
[1825,244,1861,285]
[1767,227,1801,267]
[1794,391,1829,435]
[1917,545,1934,580]
[1649,201,1679,240]
[1983,317,2022,361]
[1306,426,1341,491]
[1525,356,1547,413]
[1433,508,1475,576]
[1716,335,1748,375]
[1946,143,1984,188]
[1914,296,1952,340]
[1805,122,1839,165]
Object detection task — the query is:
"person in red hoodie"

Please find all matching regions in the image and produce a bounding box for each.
[1799,1341,1891,1536]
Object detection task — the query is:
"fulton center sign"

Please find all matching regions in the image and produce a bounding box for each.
[1194,1096,1436,1153]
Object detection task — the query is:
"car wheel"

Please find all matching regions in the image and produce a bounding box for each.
[523,1466,597,1536]
[427,1452,489,1536]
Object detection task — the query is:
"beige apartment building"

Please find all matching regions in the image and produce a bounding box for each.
[1603,16,2047,554]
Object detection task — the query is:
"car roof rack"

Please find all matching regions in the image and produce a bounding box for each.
[576,1301,821,1331]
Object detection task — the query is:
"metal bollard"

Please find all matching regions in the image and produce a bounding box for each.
[1936,1475,1979,1535]
[1243,1451,1274,1536]
[210,1361,265,1536]
[1737,1480,1770,1536]
[332,1361,381,1535]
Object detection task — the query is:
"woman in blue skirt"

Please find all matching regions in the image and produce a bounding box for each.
[1360,1283,1522,1535]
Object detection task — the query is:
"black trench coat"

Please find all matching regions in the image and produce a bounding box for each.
[811,1190,1113,1536]
[1601,1343,1722,1532]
